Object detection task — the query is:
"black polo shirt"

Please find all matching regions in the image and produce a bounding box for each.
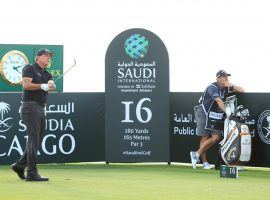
[22,63,53,104]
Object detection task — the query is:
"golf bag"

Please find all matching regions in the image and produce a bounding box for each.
[219,95,252,166]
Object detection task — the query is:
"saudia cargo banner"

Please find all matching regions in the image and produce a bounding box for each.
[0,93,104,165]
[170,92,270,167]
[105,29,170,162]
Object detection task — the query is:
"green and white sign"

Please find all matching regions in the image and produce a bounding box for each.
[220,165,239,178]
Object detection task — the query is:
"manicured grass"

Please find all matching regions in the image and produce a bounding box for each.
[0,163,269,200]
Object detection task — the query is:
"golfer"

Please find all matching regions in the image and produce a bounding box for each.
[11,49,56,181]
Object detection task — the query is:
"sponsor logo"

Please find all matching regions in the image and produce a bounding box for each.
[257,110,270,144]
[0,101,76,157]
[227,147,237,161]
[0,101,13,132]
[124,34,149,59]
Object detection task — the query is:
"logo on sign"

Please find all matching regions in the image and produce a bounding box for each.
[124,34,149,59]
[257,110,270,144]
[0,101,13,132]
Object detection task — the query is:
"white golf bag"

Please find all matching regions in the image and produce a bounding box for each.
[219,95,252,166]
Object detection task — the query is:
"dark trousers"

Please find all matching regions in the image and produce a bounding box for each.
[17,101,46,175]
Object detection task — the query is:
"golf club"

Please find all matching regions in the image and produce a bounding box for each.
[54,59,77,82]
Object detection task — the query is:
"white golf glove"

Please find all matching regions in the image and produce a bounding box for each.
[41,84,50,91]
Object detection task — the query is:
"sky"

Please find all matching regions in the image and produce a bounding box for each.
[1,0,270,92]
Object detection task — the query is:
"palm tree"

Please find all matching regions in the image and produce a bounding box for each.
[0,102,10,120]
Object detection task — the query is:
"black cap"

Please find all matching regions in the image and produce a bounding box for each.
[36,48,52,56]
[216,70,231,78]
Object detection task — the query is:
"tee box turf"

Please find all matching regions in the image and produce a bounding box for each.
[220,165,238,178]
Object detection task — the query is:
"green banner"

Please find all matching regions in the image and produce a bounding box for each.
[0,44,63,92]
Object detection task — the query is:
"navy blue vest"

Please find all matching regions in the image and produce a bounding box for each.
[197,82,229,131]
